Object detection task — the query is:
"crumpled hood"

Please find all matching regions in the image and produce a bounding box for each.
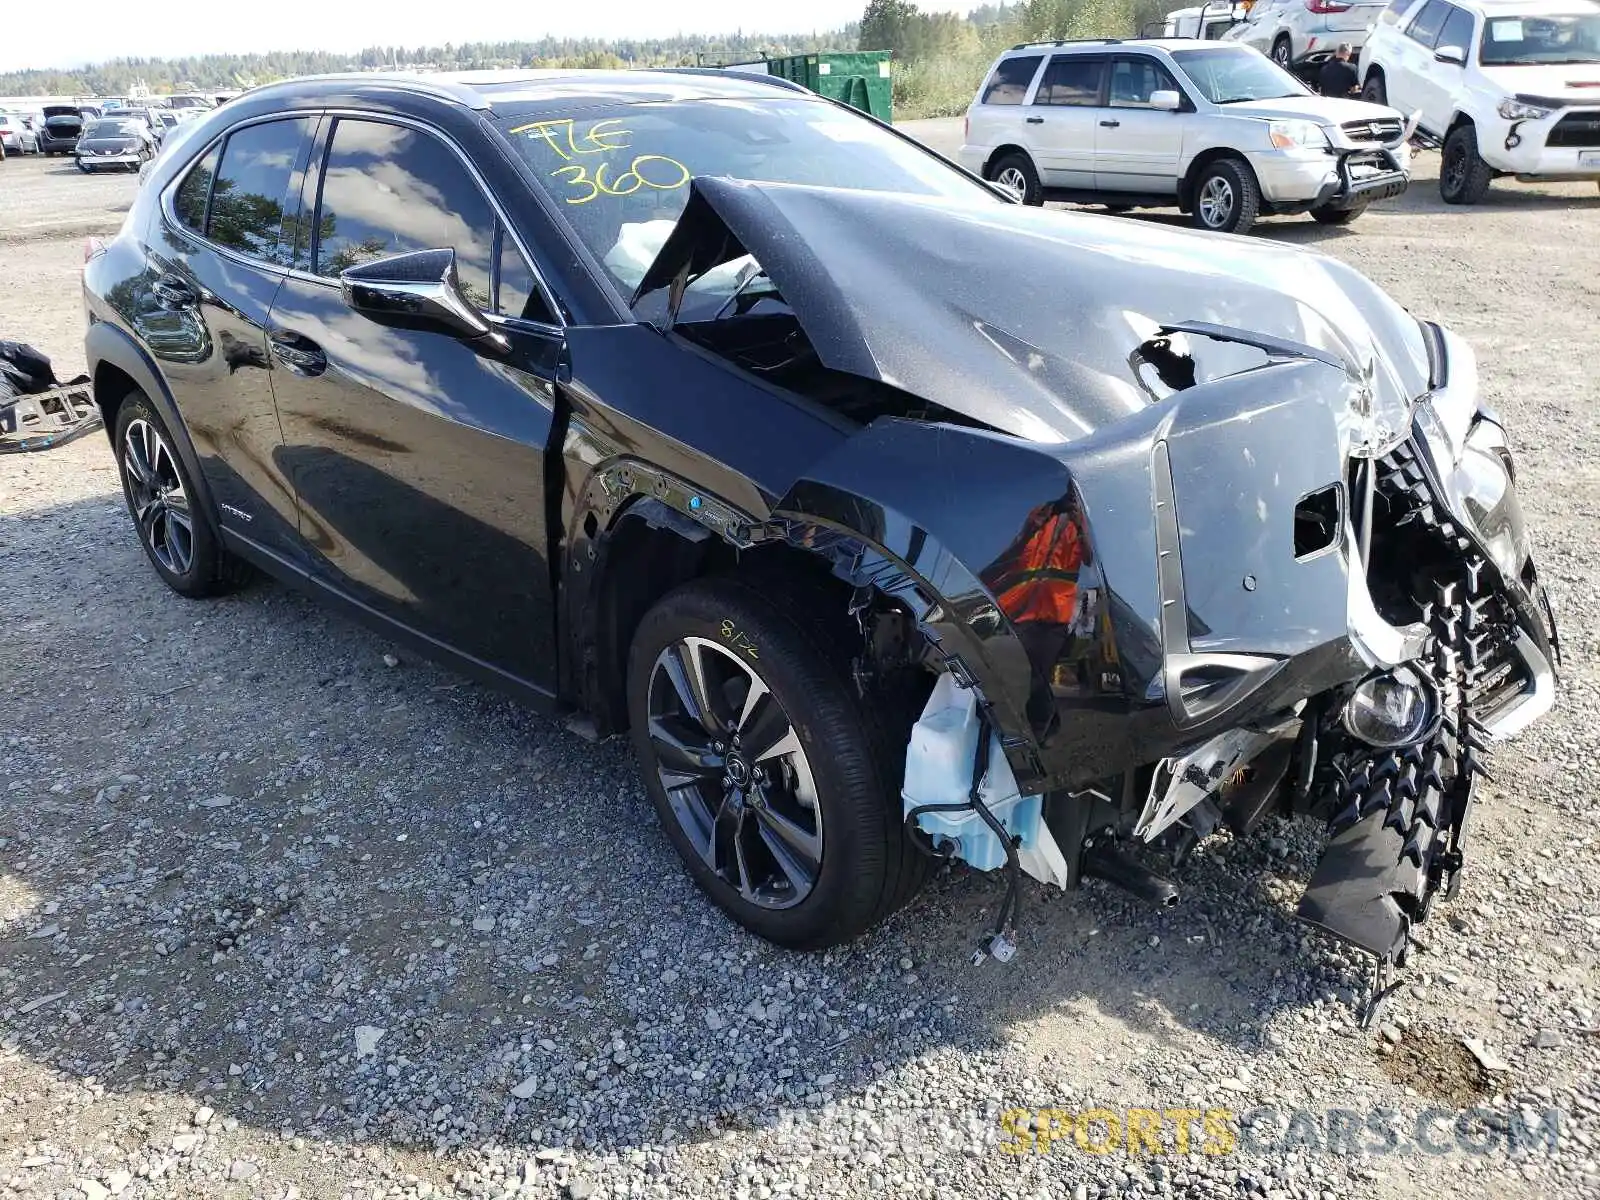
[634,178,1433,443]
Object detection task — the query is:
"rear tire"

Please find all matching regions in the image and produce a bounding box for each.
[1361,74,1387,106]
[626,576,930,949]
[1310,200,1367,225]
[1440,124,1494,205]
[986,150,1042,206]
[1190,157,1261,235]
[1272,37,1293,70]
[113,392,251,599]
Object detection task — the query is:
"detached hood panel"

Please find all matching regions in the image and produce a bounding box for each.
[634,178,1432,442]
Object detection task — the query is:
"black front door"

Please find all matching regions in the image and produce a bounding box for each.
[266,116,564,692]
[135,115,316,557]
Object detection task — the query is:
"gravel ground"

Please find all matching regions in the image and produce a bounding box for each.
[1,146,1598,1200]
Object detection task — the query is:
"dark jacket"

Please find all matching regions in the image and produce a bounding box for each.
[1319,59,1359,98]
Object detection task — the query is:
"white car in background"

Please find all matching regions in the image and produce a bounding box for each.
[1225,0,1393,69]
[1359,0,1600,200]
[959,38,1414,233]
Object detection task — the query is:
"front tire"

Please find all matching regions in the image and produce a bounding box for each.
[986,150,1042,206]
[1310,200,1367,225]
[1190,158,1261,234]
[114,392,250,598]
[1440,125,1494,205]
[1361,74,1386,106]
[627,576,929,949]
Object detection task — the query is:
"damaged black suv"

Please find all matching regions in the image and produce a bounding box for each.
[82,69,1557,976]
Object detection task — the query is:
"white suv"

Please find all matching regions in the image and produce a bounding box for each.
[1223,0,1391,70]
[959,38,1414,234]
[1359,0,1600,201]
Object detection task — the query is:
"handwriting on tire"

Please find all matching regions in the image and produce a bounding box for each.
[720,619,759,661]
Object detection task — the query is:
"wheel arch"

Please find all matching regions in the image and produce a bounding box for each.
[983,143,1035,178]
[1179,147,1256,211]
[85,319,223,539]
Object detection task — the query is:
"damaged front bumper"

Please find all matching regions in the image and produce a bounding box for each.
[899,322,1555,964]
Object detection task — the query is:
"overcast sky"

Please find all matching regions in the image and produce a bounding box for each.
[2,0,948,73]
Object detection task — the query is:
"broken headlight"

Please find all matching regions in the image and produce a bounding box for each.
[1341,667,1440,748]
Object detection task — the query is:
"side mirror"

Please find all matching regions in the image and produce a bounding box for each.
[1149,89,1183,111]
[1433,45,1466,66]
[340,248,506,351]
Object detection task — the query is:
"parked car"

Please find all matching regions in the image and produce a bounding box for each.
[165,93,214,111]
[1223,0,1392,70]
[960,38,1413,232]
[74,116,157,172]
[82,70,1556,969]
[0,113,40,155]
[1147,2,1251,38]
[1360,0,1600,200]
[39,105,87,155]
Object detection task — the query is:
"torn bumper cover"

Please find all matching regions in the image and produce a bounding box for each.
[634,179,1557,960]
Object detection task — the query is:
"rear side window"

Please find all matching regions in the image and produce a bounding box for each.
[1436,6,1475,52]
[1035,56,1106,106]
[173,142,220,232]
[982,55,1043,104]
[313,118,496,310]
[1406,0,1453,46]
[206,118,312,265]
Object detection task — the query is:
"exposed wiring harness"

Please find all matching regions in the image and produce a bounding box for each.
[901,706,1023,963]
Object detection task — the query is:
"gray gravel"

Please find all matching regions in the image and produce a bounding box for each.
[2,146,1598,1200]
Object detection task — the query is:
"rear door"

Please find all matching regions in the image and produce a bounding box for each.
[136,115,315,558]
[1095,55,1187,194]
[1027,54,1108,189]
[266,115,565,691]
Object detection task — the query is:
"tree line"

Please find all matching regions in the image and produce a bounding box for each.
[0,33,854,97]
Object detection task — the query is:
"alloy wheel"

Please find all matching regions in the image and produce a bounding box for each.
[1443,143,1466,192]
[994,166,1028,199]
[122,418,194,575]
[1199,176,1235,228]
[1273,41,1292,68]
[645,636,823,909]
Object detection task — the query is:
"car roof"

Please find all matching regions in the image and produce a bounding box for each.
[238,68,816,117]
[999,37,1239,56]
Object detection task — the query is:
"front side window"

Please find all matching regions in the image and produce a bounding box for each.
[496,233,557,323]
[173,142,220,232]
[206,117,311,264]
[1481,11,1600,65]
[982,55,1044,104]
[1035,56,1106,106]
[1436,6,1476,54]
[1172,47,1309,103]
[313,118,496,310]
[1406,0,1453,47]
[1109,57,1182,107]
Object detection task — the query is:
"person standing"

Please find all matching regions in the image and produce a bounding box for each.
[1319,44,1360,97]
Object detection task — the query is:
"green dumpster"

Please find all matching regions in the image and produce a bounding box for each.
[766,51,892,123]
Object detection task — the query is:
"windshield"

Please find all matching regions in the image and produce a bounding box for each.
[497,96,997,294]
[1480,11,1600,64]
[85,119,141,138]
[1172,46,1310,102]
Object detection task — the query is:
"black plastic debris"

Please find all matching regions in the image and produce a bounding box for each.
[1,339,99,453]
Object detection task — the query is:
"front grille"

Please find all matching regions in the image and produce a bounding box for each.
[1548,110,1600,148]
[1342,117,1403,144]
